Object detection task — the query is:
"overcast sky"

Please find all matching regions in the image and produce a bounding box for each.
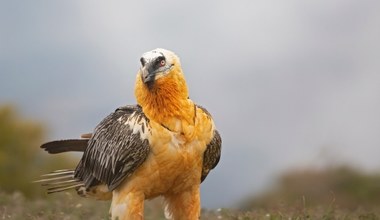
[1,0,380,208]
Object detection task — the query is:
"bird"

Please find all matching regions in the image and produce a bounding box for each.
[36,48,222,220]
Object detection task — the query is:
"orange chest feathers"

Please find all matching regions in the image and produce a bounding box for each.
[130,108,214,196]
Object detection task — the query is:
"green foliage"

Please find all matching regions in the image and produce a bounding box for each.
[242,166,380,211]
[0,105,76,197]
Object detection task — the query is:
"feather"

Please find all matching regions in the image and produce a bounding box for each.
[74,105,151,191]
[41,139,88,154]
[34,170,83,194]
[201,129,222,182]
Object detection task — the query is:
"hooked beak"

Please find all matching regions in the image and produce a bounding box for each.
[139,54,173,88]
[141,65,155,84]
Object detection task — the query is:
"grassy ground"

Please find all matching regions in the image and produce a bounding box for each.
[1,191,380,220]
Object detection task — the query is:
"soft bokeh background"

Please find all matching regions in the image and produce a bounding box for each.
[1,0,380,209]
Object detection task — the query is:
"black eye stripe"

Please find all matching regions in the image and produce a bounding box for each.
[140,55,166,68]
[154,56,165,65]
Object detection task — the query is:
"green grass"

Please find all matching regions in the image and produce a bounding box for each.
[1,191,380,220]
[203,206,380,220]
[0,191,110,220]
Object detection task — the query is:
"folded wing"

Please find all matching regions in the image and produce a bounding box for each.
[74,105,151,191]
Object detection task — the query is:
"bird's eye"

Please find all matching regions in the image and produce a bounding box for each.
[160,60,166,67]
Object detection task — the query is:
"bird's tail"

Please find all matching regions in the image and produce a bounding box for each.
[41,139,88,154]
[34,169,112,200]
[34,169,84,194]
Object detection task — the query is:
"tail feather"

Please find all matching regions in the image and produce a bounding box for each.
[35,170,112,200]
[40,169,75,176]
[34,169,84,194]
[41,179,77,185]
[41,139,88,154]
[47,183,85,194]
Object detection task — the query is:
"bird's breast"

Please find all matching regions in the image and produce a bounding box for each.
[121,112,214,198]
[131,124,206,196]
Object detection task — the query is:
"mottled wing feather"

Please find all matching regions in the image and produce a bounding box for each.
[196,105,222,182]
[74,105,151,191]
[201,130,222,182]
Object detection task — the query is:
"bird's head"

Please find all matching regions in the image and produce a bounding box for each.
[135,48,191,121]
[138,48,182,89]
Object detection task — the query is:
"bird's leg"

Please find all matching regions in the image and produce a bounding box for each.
[164,186,201,220]
[111,190,145,220]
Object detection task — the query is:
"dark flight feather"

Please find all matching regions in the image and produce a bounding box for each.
[74,105,151,191]
[41,139,88,154]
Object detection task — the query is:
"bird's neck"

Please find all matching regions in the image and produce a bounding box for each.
[134,71,195,130]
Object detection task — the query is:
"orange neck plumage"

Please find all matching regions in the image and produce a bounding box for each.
[134,66,195,129]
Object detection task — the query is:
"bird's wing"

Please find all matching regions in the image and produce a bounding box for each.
[196,105,222,182]
[74,105,151,191]
[201,129,222,182]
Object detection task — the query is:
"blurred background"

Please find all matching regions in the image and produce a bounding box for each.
[1,0,380,212]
